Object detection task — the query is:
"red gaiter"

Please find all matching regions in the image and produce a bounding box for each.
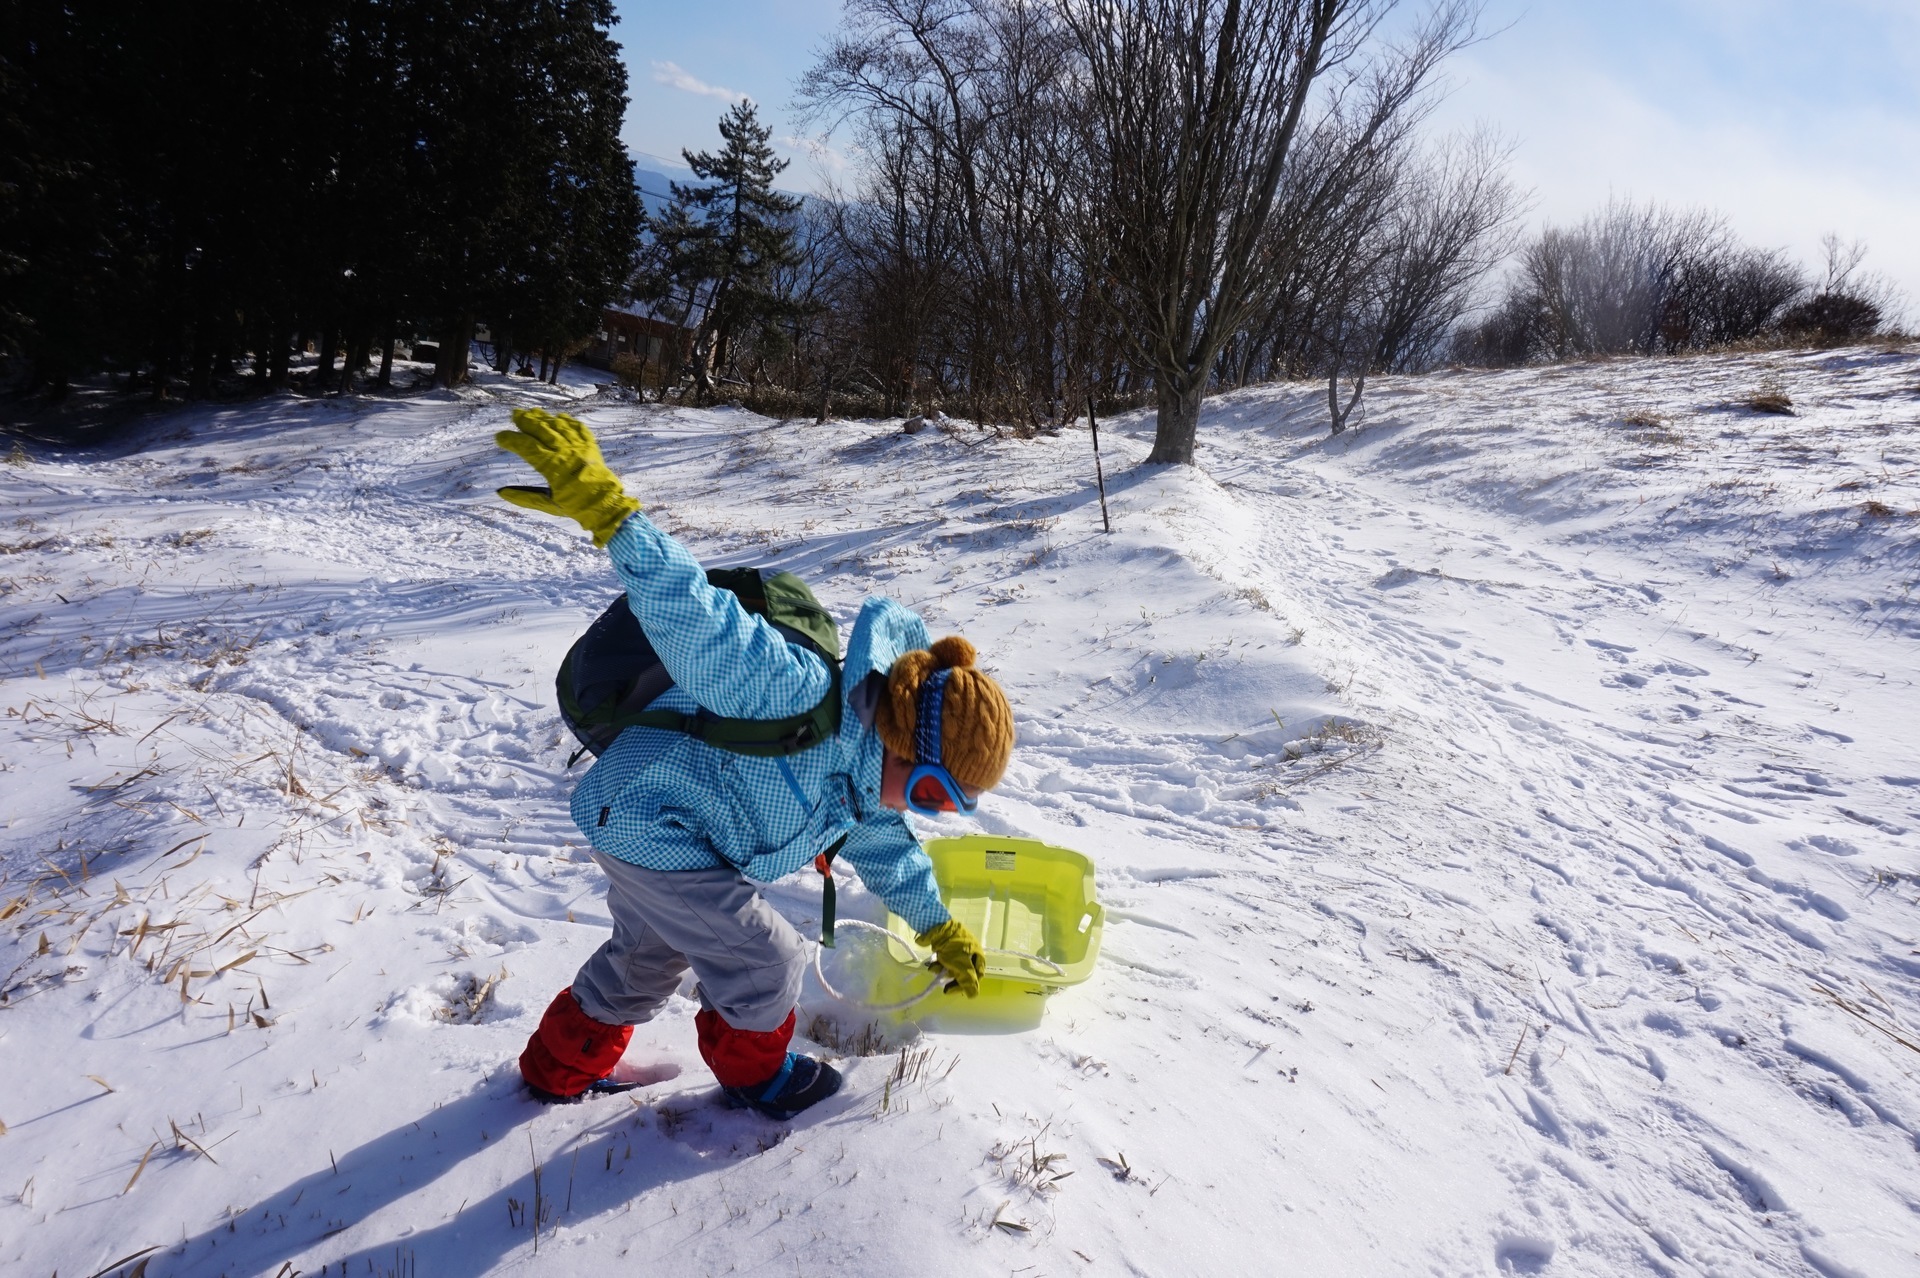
[695,1007,796,1088]
[519,989,633,1097]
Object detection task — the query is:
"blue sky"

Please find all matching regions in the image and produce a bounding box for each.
[612,0,1920,302]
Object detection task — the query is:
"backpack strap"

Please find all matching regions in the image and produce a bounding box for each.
[597,661,842,757]
[557,568,843,764]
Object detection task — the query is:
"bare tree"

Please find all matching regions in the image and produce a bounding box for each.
[1319,128,1521,429]
[1063,0,1477,463]
[826,114,963,413]
[799,0,1087,425]
[780,0,1509,433]
[1457,200,1845,366]
[1520,200,1728,359]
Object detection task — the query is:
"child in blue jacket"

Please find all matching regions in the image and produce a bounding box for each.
[496,410,1013,1119]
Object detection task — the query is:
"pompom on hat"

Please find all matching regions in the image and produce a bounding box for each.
[875,636,1014,791]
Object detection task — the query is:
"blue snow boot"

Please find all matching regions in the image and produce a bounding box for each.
[722,1053,843,1121]
[528,1075,650,1105]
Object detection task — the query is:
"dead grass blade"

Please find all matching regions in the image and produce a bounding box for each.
[169,1118,219,1165]
[989,1200,1030,1233]
[85,1245,161,1278]
[81,767,158,793]
[1813,983,1920,1054]
[120,1144,158,1195]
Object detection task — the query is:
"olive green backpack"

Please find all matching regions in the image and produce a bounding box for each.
[556,567,841,765]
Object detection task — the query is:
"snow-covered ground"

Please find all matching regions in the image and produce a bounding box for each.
[3,347,1918,1278]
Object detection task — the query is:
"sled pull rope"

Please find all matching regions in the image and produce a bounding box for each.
[811,918,1066,1012]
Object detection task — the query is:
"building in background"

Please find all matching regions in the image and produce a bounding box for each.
[586,304,690,380]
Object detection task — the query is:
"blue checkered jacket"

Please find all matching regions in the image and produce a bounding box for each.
[566,512,951,935]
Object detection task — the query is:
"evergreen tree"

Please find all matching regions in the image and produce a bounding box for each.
[2,0,639,399]
[478,0,642,385]
[639,100,804,400]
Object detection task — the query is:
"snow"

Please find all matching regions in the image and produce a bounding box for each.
[3,347,1919,1277]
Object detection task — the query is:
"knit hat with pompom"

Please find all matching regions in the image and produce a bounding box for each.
[875,636,1014,791]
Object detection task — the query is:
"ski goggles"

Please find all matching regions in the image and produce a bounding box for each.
[906,762,978,816]
[907,668,980,817]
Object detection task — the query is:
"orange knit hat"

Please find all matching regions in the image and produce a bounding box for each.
[874,636,1014,791]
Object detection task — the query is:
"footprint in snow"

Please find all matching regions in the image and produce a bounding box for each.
[1494,1236,1556,1274]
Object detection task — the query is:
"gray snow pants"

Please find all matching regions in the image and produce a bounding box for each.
[569,851,806,1034]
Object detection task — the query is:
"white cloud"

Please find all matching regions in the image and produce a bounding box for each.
[783,133,853,175]
[1427,49,1920,306]
[650,60,745,104]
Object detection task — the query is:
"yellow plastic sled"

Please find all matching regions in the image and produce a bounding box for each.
[861,835,1103,1027]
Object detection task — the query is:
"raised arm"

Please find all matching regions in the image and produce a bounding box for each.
[603,515,829,719]
[494,408,828,719]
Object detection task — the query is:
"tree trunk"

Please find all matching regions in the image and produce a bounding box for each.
[1147,377,1203,465]
[251,318,272,383]
[689,331,717,404]
[376,324,395,388]
[492,332,512,374]
[345,333,371,392]
[188,328,214,399]
[547,349,562,385]
[1327,366,1366,435]
[339,333,364,393]
[269,324,291,388]
[438,316,474,388]
[314,326,336,392]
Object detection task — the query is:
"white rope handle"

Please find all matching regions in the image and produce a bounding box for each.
[811,918,1066,1012]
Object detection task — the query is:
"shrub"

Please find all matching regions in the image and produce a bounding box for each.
[1450,213,1912,366]
[1742,377,1794,415]
[610,353,647,387]
[1776,292,1882,345]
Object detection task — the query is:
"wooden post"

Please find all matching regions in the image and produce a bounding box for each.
[1086,395,1113,534]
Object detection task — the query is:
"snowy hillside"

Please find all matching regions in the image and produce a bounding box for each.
[3,346,1919,1277]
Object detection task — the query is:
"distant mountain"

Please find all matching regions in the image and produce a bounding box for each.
[635,169,683,215]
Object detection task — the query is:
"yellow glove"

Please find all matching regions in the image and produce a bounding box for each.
[916,919,986,998]
[494,408,641,547]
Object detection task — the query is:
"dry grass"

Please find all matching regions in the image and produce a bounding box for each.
[1619,409,1685,449]
[1812,982,1919,1054]
[435,967,507,1023]
[1234,585,1274,613]
[1254,716,1384,797]
[803,1013,891,1057]
[870,1043,958,1117]
[409,849,471,912]
[1739,377,1795,415]
[990,1128,1072,1196]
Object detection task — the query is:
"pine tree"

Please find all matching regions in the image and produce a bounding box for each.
[3,0,638,399]
[640,100,804,400]
[478,0,642,384]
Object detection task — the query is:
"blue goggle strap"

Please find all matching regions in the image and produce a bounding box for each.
[914,668,952,765]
